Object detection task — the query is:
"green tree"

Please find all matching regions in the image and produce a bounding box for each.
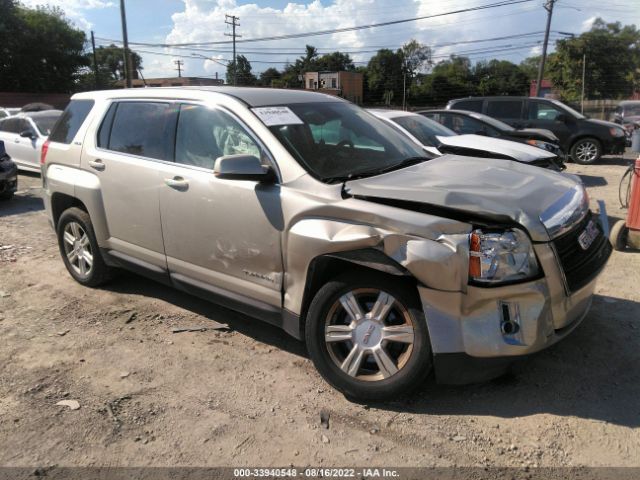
[400,39,432,79]
[226,55,257,86]
[412,56,475,106]
[259,67,281,87]
[315,51,355,71]
[473,59,529,96]
[0,1,87,93]
[519,55,541,80]
[76,44,143,90]
[547,18,640,101]
[366,49,404,104]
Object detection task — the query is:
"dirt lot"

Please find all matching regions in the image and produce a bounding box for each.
[1,154,639,473]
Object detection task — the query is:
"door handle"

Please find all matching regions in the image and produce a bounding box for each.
[88,159,105,171]
[14,139,20,143]
[165,176,189,189]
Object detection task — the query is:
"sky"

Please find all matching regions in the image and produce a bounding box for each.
[19,0,640,81]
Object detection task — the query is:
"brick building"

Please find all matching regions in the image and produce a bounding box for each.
[303,71,363,104]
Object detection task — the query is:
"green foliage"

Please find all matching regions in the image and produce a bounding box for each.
[366,48,404,104]
[547,18,640,101]
[473,59,529,96]
[258,67,281,87]
[227,55,257,86]
[0,1,87,93]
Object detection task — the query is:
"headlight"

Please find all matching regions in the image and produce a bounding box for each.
[469,228,539,284]
[609,127,625,137]
[525,139,555,151]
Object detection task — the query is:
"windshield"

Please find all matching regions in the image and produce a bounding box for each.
[32,114,61,136]
[468,112,514,131]
[624,104,640,116]
[265,102,427,182]
[551,99,585,119]
[391,114,456,146]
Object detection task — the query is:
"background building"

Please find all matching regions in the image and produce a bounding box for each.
[303,71,363,104]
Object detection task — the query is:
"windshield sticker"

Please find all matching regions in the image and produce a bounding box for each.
[252,106,304,126]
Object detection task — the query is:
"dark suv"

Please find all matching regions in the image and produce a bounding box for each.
[446,96,626,164]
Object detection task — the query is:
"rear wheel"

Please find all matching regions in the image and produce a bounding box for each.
[571,137,602,165]
[305,272,432,401]
[56,207,114,287]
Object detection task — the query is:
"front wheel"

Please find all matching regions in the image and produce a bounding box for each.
[571,137,602,165]
[305,272,432,401]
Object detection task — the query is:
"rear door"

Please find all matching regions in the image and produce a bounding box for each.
[85,100,177,270]
[485,99,525,127]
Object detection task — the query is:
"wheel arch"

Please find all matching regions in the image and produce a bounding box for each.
[51,192,88,228]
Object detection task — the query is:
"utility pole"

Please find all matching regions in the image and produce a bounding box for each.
[90,30,99,89]
[119,0,132,88]
[581,53,586,114]
[174,60,184,78]
[535,0,555,97]
[224,14,241,86]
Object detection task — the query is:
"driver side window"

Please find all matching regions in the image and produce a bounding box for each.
[175,104,261,170]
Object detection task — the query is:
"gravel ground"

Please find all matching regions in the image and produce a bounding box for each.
[0,153,639,473]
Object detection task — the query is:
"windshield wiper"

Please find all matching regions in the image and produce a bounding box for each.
[321,156,428,184]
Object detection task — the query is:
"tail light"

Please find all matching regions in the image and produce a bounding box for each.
[40,139,50,165]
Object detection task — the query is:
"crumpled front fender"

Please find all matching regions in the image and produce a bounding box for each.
[284,219,470,315]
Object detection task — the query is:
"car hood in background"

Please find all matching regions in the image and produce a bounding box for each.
[436,134,556,162]
[345,155,580,241]
[507,128,559,143]
[587,118,623,129]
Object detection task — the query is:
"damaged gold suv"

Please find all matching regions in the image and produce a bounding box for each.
[42,88,612,400]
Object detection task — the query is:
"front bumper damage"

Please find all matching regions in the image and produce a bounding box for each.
[421,241,604,384]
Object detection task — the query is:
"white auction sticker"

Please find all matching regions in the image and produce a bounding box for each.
[251,106,304,126]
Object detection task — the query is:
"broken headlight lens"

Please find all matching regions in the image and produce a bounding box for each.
[469,228,539,284]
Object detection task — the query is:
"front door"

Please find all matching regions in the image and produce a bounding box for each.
[157,103,283,308]
[525,100,572,147]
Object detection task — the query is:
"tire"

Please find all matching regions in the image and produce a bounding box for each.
[571,137,602,165]
[56,207,114,287]
[305,271,432,401]
[609,219,628,251]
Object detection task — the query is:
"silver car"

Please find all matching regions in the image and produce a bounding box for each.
[42,88,611,400]
[0,110,62,172]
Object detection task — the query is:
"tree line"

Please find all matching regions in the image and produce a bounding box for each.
[1,0,639,106]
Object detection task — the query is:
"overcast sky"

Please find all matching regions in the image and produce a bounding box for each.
[20,0,640,81]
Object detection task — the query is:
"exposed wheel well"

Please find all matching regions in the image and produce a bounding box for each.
[298,249,415,327]
[51,193,88,228]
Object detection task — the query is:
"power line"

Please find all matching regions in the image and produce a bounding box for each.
[105,0,535,47]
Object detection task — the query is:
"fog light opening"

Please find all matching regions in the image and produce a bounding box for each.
[499,302,521,336]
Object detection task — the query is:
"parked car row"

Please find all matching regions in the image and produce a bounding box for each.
[37,87,612,400]
[445,96,626,164]
[369,109,565,171]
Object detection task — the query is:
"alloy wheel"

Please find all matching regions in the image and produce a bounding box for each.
[324,288,415,382]
[62,221,93,277]
[575,141,598,163]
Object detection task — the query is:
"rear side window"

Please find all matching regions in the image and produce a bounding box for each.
[487,100,523,120]
[49,99,94,144]
[0,118,22,133]
[452,100,483,112]
[100,102,176,161]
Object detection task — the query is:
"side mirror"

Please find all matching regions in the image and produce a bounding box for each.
[556,113,569,123]
[213,154,275,182]
[20,129,36,139]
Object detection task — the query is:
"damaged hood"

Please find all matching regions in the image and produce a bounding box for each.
[436,134,556,162]
[344,155,582,241]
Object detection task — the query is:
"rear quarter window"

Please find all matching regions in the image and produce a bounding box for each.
[451,100,483,112]
[48,99,95,144]
[487,100,523,120]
